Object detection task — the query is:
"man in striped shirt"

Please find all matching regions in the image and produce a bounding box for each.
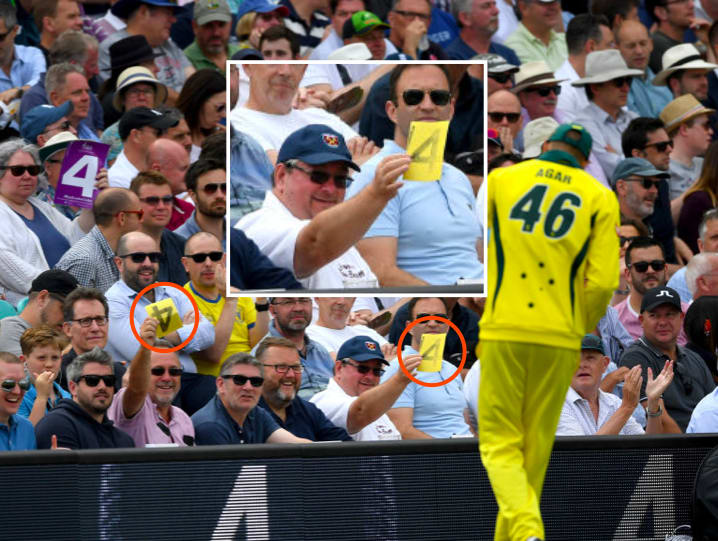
[281,0,330,57]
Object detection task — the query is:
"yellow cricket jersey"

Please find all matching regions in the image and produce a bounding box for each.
[481,150,620,350]
[184,283,257,376]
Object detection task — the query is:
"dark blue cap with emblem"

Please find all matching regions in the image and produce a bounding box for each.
[277,124,360,171]
[336,336,388,364]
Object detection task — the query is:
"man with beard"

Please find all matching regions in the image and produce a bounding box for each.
[614,237,689,343]
[256,336,352,441]
[184,0,238,73]
[255,297,334,399]
[175,159,226,246]
[35,347,135,449]
[105,231,216,415]
[108,318,196,446]
[446,0,519,63]
[612,157,670,238]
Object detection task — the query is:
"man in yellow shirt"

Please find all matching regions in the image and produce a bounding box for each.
[480,124,619,541]
[182,232,269,376]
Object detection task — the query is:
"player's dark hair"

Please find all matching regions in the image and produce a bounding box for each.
[566,14,610,56]
[389,64,451,105]
[625,237,665,265]
[622,117,667,157]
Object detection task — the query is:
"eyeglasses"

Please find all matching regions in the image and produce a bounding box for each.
[202,182,227,194]
[610,77,633,88]
[0,378,31,392]
[222,374,264,387]
[643,140,673,153]
[186,251,223,263]
[139,195,173,206]
[627,259,666,272]
[118,252,161,263]
[488,112,521,123]
[42,120,71,135]
[0,165,43,176]
[416,312,448,320]
[270,298,312,306]
[285,162,351,189]
[78,374,116,387]
[70,316,108,327]
[489,73,513,84]
[624,176,662,190]
[116,209,145,220]
[263,363,303,374]
[150,366,184,377]
[342,360,385,377]
[619,235,641,245]
[392,8,430,21]
[402,89,452,107]
[125,86,155,97]
[525,86,561,97]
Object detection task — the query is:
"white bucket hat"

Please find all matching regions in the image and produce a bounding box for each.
[523,116,559,159]
[571,50,644,86]
[511,61,566,94]
[653,44,718,86]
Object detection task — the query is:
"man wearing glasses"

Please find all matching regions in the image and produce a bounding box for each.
[381,298,471,439]
[192,353,311,444]
[618,285,715,431]
[35,347,135,449]
[108,316,196,447]
[386,0,447,59]
[105,231,216,415]
[237,124,407,289]
[256,336,352,441]
[0,352,36,451]
[611,157,669,238]
[487,89,522,155]
[347,64,482,286]
[175,159,226,247]
[311,335,421,440]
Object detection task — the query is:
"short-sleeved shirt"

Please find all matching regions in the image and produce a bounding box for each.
[184,282,256,376]
[0,414,36,450]
[504,23,568,72]
[0,316,31,357]
[16,208,70,268]
[192,395,280,445]
[556,387,644,436]
[687,386,718,433]
[380,347,471,438]
[310,378,401,440]
[258,395,352,441]
[280,0,330,57]
[183,41,240,73]
[55,225,119,293]
[107,150,139,189]
[108,388,195,447]
[614,297,689,345]
[668,157,703,200]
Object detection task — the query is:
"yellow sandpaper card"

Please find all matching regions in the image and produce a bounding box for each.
[418,333,446,372]
[145,298,183,338]
[404,120,449,181]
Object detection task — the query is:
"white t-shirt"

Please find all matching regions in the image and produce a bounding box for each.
[108,150,139,189]
[231,106,358,153]
[306,324,388,355]
[236,190,378,290]
[310,377,401,440]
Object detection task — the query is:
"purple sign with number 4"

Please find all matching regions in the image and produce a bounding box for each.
[54,140,110,208]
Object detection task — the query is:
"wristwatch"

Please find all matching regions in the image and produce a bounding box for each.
[646,404,663,417]
[255,301,269,312]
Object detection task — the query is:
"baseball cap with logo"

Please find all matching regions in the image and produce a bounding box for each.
[342,10,390,39]
[547,123,593,160]
[336,336,388,364]
[580,334,605,354]
[118,107,178,140]
[194,0,232,25]
[277,124,360,171]
[640,286,682,313]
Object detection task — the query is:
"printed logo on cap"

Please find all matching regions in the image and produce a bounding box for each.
[656,289,674,298]
[365,341,377,351]
[207,0,219,8]
[323,134,339,147]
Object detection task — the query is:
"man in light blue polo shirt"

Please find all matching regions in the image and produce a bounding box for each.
[0,353,36,451]
[0,3,45,105]
[381,297,471,439]
[346,64,482,286]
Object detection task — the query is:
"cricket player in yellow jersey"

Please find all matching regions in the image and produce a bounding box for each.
[479,124,620,541]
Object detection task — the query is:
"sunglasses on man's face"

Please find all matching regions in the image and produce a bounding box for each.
[202,183,226,194]
[140,195,173,206]
[186,251,223,263]
[402,89,452,107]
[150,366,184,377]
[286,162,351,189]
[78,374,116,387]
[488,112,521,123]
[342,360,385,377]
[489,72,513,84]
[222,374,264,387]
[625,176,662,190]
[0,378,31,392]
[610,77,633,88]
[526,86,561,97]
[643,140,673,153]
[118,252,161,264]
[628,259,666,273]
[0,165,43,176]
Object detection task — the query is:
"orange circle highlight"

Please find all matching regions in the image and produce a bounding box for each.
[396,315,467,387]
[129,281,200,353]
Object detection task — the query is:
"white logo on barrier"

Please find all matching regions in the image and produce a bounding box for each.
[62,154,99,198]
[212,465,269,540]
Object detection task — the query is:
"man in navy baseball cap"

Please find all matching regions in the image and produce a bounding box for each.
[20,102,76,145]
[277,123,360,173]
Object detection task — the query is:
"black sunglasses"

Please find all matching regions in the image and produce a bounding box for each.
[78,374,116,387]
[526,86,561,97]
[0,165,43,176]
[286,162,351,189]
[222,374,264,387]
[342,360,385,377]
[643,140,673,153]
[610,76,633,88]
[42,120,71,134]
[628,259,666,272]
[186,251,223,263]
[488,112,521,123]
[625,177,662,190]
[619,235,641,245]
[0,378,31,392]
[150,366,184,377]
[118,252,161,263]
[402,89,452,106]
[202,183,227,194]
[489,72,513,84]
[140,195,174,206]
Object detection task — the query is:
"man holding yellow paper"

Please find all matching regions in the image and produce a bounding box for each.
[346,64,483,286]
[380,297,471,439]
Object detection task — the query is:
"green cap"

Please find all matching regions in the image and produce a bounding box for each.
[342,11,390,39]
[546,123,593,160]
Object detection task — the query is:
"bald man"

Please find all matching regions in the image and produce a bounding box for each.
[147,139,194,231]
[487,89,522,155]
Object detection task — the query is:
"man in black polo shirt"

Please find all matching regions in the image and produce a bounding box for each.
[256,336,351,441]
[618,285,715,431]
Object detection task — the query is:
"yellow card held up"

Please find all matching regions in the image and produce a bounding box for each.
[418,333,446,372]
[145,298,183,338]
[404,120,449,181]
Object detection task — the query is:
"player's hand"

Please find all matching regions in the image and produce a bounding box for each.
[33,370,56,398]
[397,353,421,383]
[646,360,674,402]
[140,317,158,346]
[94,168,109,191]
[621,365,642,409]
[368,154,410,201]
[346,136,380,166]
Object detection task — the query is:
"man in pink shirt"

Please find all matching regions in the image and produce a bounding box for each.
[108,316,195,446]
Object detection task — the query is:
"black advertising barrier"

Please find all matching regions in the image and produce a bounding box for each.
[2,434,718,540]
